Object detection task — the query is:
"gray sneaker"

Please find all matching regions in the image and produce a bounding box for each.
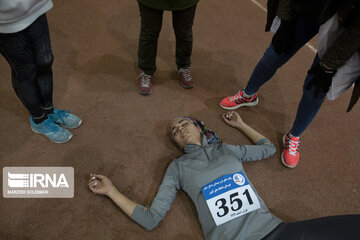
[178,67,193,89]
[136,72,152,95]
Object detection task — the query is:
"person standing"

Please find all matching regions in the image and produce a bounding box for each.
[136,0,199,95]
[219,0,359,168]
[0,0,82,143]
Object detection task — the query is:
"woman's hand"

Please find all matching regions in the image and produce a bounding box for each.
[88,174,116,196]
[88,174,137,217]
[223,111,269,144]
[222,111,245,129]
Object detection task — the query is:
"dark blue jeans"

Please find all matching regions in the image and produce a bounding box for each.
[0,14,53,118]
[244,17,325,137]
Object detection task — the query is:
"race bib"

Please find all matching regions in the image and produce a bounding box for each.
[201,172,260,226]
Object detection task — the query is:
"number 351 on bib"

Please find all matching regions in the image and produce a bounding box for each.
[201,172,260,226]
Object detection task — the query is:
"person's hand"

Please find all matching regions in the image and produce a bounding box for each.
[306,61,336,98]
[222,111,245,129]
[88,174,116,196]
[271,19,297,54]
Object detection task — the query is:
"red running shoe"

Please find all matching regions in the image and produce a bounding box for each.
[219,90,258,110]
[137,72,152,95]
[281,133,301,168]
[178,67,193,89]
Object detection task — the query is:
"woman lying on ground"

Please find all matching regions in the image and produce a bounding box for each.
[88,111,359,240]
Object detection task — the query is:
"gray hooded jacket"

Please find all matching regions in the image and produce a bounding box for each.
[131,136,282,240]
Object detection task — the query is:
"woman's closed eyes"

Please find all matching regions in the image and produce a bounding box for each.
[172,122,189,136]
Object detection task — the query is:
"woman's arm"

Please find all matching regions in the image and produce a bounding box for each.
[222,111,270,144]
[88,174,137,217]
[222,111,276,162]
[88,161,180,230]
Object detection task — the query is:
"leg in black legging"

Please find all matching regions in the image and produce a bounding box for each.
[0,30,44,119]
[26,14,54,110]
[266,215,360,240]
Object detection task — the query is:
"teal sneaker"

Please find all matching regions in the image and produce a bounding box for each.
[30,117,73,143]
[48,107,82,129]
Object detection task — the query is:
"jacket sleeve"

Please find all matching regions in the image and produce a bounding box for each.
[225,138,277,162]
[131,161,181,230]
[322,13,360,69]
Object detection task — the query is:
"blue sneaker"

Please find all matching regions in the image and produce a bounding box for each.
[30,117,73,143]
[48,107,82,129]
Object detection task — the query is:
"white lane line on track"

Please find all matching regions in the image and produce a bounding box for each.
[305,43,317,53]
[251,0,267,12]
[250,0,317,53]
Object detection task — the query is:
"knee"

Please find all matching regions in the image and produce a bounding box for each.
[302,85,326,104]
[140,24,162,41]
[36,52,53,71]
[262,45,285,67]
[174,29,193,40]
[173,23,193,39]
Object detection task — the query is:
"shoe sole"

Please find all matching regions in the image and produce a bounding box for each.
[31,127,73,144]
[60,119,82,129]
[219,97,259,110]
[136,86,152,95]
[281,135,297,168]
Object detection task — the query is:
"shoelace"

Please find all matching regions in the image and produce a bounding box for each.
[57,109,70,118]
[43,119,60,134]
[230,91,243,102]
[180,68,192,82]
[141,74,151,87]
[48,109,70,125]
[286,136,300,156]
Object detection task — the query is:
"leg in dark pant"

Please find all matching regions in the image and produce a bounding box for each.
[137,3,163,76]
[26,14,54,109]
[266,215,360,240]
[172,4,197,69]
[0,31,44,118]
[244,17,319,95]
[290,54,326,137]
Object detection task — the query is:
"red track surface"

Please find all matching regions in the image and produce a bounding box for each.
[0,1,359,239]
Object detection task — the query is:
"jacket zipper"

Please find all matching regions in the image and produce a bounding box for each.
[202,147,210,160]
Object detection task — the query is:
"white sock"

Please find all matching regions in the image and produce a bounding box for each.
[288,132,300,138]
[243,91,254,98]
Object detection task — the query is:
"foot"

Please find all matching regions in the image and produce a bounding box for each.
[178,67,193,89]
[137,72,152,95]
[219,90,258,110]
[30,117,73,143]
[281,133,301,168]
[48,107,82,129]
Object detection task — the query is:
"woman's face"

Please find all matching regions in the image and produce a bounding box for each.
[170,118,202,149]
